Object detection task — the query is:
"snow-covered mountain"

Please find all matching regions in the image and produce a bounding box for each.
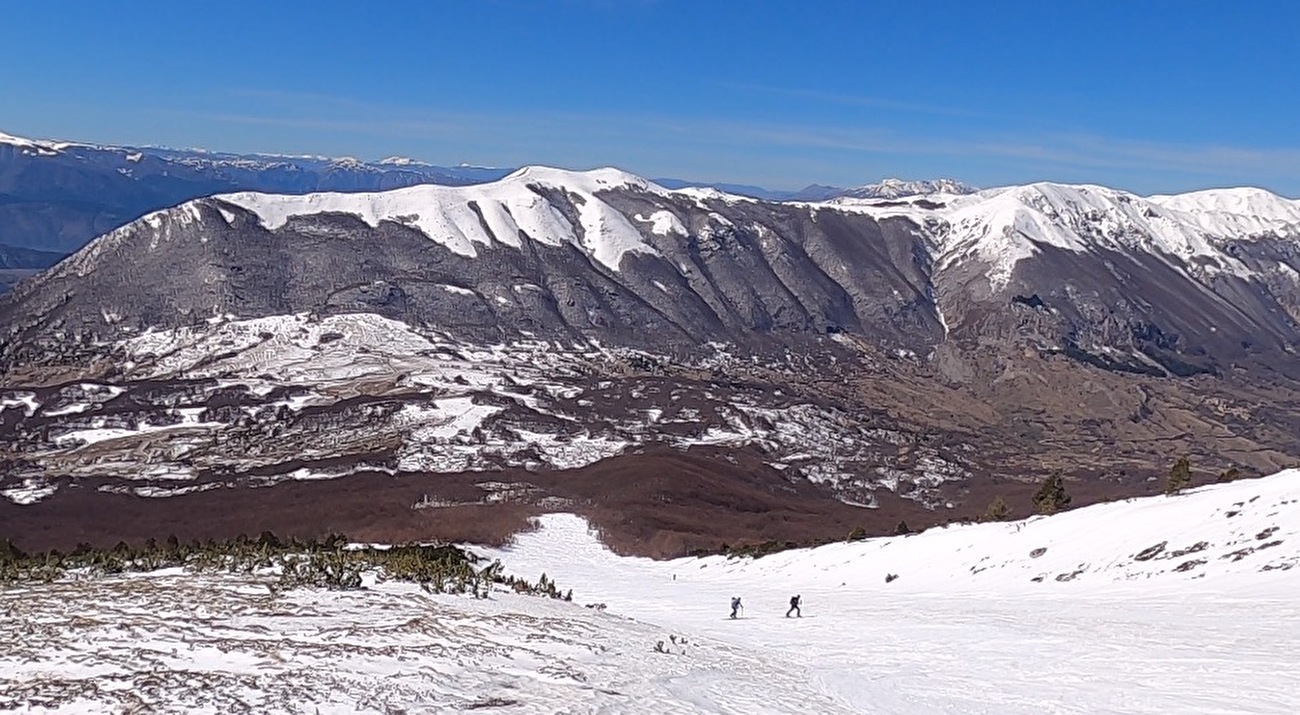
[650,177,977,202]
[1150,186,1300,237]
[838,176,977,199]
[4,161,1300,556]
[3,470,1297,713]
[16,164,1298,367]
[0,128,981,264]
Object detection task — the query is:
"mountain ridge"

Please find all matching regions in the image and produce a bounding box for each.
[10,165,1300,371]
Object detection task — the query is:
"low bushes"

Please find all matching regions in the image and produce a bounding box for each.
[0,533,564,599]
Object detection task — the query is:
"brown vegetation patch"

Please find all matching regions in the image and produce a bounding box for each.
[0,444,1212,559]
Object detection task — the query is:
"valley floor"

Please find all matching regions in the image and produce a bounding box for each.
[3,473,1299,713]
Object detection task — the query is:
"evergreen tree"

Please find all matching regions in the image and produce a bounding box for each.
[1032,473,1072,514]
[1166,457,1192,494]
[894,520,911,535]
[984,496,1012,521]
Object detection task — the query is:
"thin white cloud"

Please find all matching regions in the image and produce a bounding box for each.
[722,82,1005,120]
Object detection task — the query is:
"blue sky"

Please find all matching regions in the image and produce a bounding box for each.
[3,0,1299,194]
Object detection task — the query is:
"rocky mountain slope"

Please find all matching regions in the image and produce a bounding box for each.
[2,167,1299,552]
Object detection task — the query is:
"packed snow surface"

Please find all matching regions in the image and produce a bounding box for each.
[3,472,1298,712]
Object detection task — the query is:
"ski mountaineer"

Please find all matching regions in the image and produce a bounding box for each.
[786,594,801,618]
[730,596,743,619]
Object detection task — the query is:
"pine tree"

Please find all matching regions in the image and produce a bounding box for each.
[1166,457,1192,495]
[894,520,911,535]
[1032,473,1072,514]
[984,496,1012,521]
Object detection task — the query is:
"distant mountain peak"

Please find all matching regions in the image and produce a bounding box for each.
[378,156,426,167]
[0,130,36,146]
[506,165,663,194]
[842,178,978,200]
[0,130,60,155]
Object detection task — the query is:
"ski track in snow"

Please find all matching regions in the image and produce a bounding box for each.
[4,472,1299,713]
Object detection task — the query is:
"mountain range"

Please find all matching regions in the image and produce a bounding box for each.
[651,177,977,202]
[3,157,1300,552]
[0,130,972,268]
[0,130,513,259]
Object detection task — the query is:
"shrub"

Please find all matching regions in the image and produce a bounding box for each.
[0,532,562,600]
[1217,467,1241,483]
[724,540,798,559]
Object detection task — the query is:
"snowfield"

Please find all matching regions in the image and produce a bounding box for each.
[3,472,1299,713]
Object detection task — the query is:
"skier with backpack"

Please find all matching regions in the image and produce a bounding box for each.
[730,596,743,619]
[786,594,801,618]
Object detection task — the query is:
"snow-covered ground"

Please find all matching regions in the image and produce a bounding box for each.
[487,472,1300,713]
[3,472,1298,713]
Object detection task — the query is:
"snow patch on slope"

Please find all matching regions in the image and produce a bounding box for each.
[634,210,687,236]
[218,166,665,272]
